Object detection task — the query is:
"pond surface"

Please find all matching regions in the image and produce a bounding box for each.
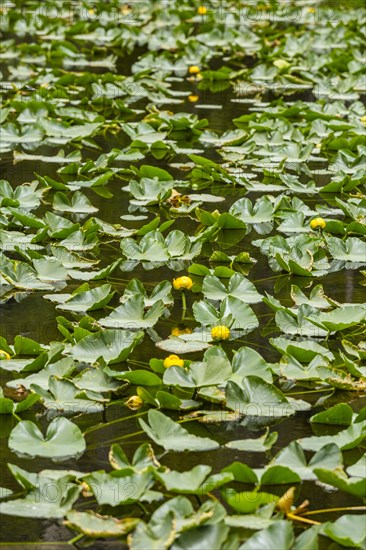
[0,1,365,548]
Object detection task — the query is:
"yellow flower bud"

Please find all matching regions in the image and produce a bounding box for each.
[308,7,316,13]
[310,217,326,230]
[188,65,201,75]
[273,59,290,70]
[171,327,192,337]
[277,487,296,515]
[211,325,231,341]
[197,6,207,15]
[126,395,144,410]
[88,8,95,15]
[188,94,199,103]
[0,350,11,360]
[361,115,366,124]
[163,354,185,368]
[173,276,193,290]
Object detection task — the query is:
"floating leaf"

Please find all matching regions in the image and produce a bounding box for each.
[202,273,262,303]
[9,417,86,459]
[99,296,165,329]
[83,470,152,506]
[69,329,144,364]
[321,514,366,547]
[226,429,278,453]
[65,510,139,537]
[314,468,366,498]
[239,521,295,550]
[225,489,278,514]
[310,403,354,426]
[139,410,219,452]
[53,284,114,312]
[299,421,366,451]
[225,378,302,417]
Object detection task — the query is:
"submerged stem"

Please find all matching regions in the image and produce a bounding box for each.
[84,410,148,435]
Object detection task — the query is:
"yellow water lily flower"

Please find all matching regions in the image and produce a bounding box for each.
[173,276,193,290]
[88,8,95,15]
[188,94,199,102]
[126,395,144,410]
[310,217,326,230]
[188,65,200,75]
[163,355,185,368]
[361,115,366,124]
[308,7,316,13]
[211,325,231,341]
[0,350,11,360]
[197,6,207,15]
[171,327,192,337]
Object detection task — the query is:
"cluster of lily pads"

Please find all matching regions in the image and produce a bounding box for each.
[0,0,365,548]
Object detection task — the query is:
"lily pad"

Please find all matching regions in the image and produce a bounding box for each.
[139,410,219,452]
[65,510,139,537]
[69,329,144,364]
[9,417,86,459]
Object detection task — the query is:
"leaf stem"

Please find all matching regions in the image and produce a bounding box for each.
[287,512,320,525]
[68,533,84,545]
[84,411,148,435]
[303,506,366,516]
[181,290,187,322]
[284,388,330,396]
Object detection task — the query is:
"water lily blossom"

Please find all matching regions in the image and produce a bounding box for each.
[197,6,207,15]
[188,94,199,102]
[126,395,144,410]
[0,350,11,360]
[188,65,200,75]
[173,276,193,290]
[211,325,231,341]
[163,355,184,368]
[310,217,326,230]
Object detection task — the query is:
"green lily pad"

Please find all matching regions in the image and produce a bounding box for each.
[321,514,366,547]
[225,377,301,417]
[202,273,262,303]
[225,489,279,514]
[83,470,152,506]
[65,510,139,537]
[99,295,165,329]
[226,429,278,453]
[139,410,219,452]
[239,521,295,550]
[9,417,86,459]
[299,421,366,451]
[69,329,144,364]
